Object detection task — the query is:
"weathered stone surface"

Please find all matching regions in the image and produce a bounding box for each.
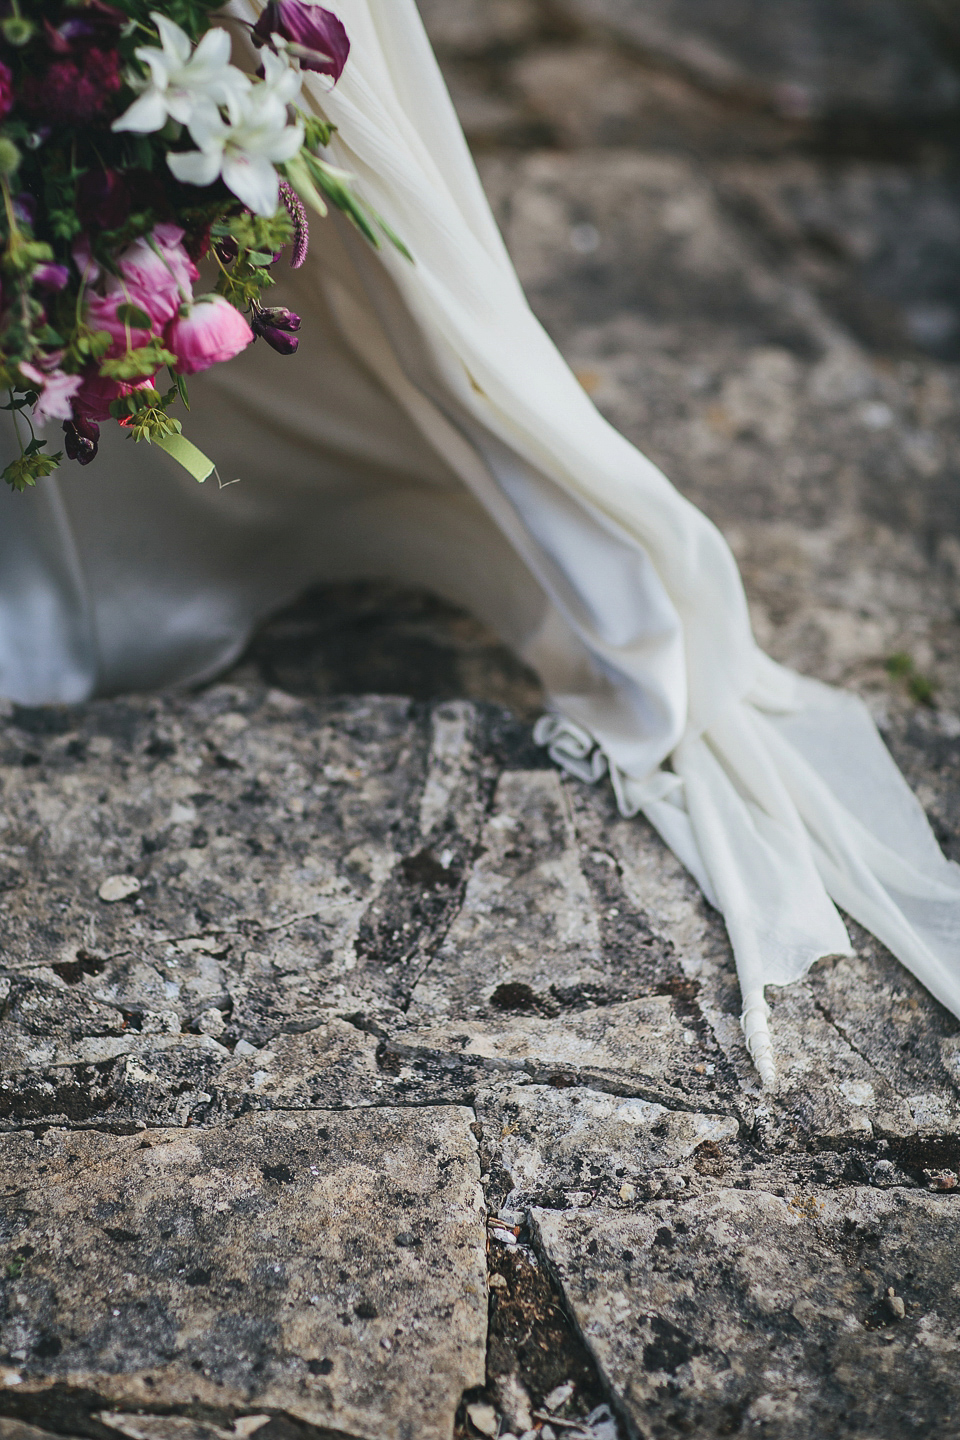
[551,0,960,122]
[477,1084,739,1206]
[531,1187,960,1439]
[0,1108,486,1440]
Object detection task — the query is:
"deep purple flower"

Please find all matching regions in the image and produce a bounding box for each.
[252,305,302,355]
[215,235,239,266]
[44,2,125,54]
[253,2,350,80]
[13,192,37,227]
[63,416,100,467]
[77,168,167,233]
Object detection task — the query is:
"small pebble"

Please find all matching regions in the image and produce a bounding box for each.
[543,1380,575,1412]
[489,1272,508,1290]
[619,1182,637,1202]
[465,1401,498,1437]
[923,1168,958,1192]
[885,1287,906,1321]
[197,1008,225,1038]
[98,874,140,903]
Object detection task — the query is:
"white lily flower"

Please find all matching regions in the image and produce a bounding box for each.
[112,12,250,135]
[167,51,305,217]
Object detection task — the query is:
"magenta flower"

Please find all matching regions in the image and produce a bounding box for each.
[0,60,14,123]
[166,296,254,375]
[19,364,84,427]
[253,2,350,80]
[21,50,123,124]
[72,370,156,424]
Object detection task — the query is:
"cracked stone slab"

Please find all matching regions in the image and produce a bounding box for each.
[0,1108,486,1440]
[531,1185,960,1439]
[400,997,734,1114]
[409,768,685,1023]
[477,1083,739,1206]
[0,690,435,1031]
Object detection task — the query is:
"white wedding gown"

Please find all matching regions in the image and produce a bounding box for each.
[2,0,959,1084]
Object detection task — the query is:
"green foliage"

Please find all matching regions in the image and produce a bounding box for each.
[100,340,177,381]
[212,210,295,309]
[885,652,935,707]
[2,441,62,491]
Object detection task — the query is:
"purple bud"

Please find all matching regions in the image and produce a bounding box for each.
[255,306,301,334]
[33,263,70,292]
[14,192,37,227]
[63,416,100,466]
[252,2,350,81]
[255,322,300,356]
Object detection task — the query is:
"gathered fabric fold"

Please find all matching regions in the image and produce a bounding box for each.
[536,666,960,1085]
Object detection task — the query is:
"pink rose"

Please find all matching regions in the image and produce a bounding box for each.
[19,364,83,427]
[166,296,253,376]
[114,225,198,327]
[72,369,156,424]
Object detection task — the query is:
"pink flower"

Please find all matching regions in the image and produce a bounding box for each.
[19,364,84,427]
[113,225,198,327]
[72,236,101,287]
[72,369,156,424]
[166,297,253,375]
[85,288,156,357]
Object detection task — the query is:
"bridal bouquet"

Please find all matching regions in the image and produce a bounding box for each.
[0,0,402,490]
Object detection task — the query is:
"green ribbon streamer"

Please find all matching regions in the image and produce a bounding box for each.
[154,432,216,483]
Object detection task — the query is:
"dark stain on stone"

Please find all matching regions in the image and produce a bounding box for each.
[400,848,461,888]
[261,1163,294,1184]
[489,981,540,1014]
[642,1314,699,1374]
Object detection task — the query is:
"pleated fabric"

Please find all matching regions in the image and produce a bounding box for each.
[1,0,958,1082]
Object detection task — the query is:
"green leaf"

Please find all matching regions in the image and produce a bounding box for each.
[282,155,329,219]
[371,211,413,263]
[115,303,153,329]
